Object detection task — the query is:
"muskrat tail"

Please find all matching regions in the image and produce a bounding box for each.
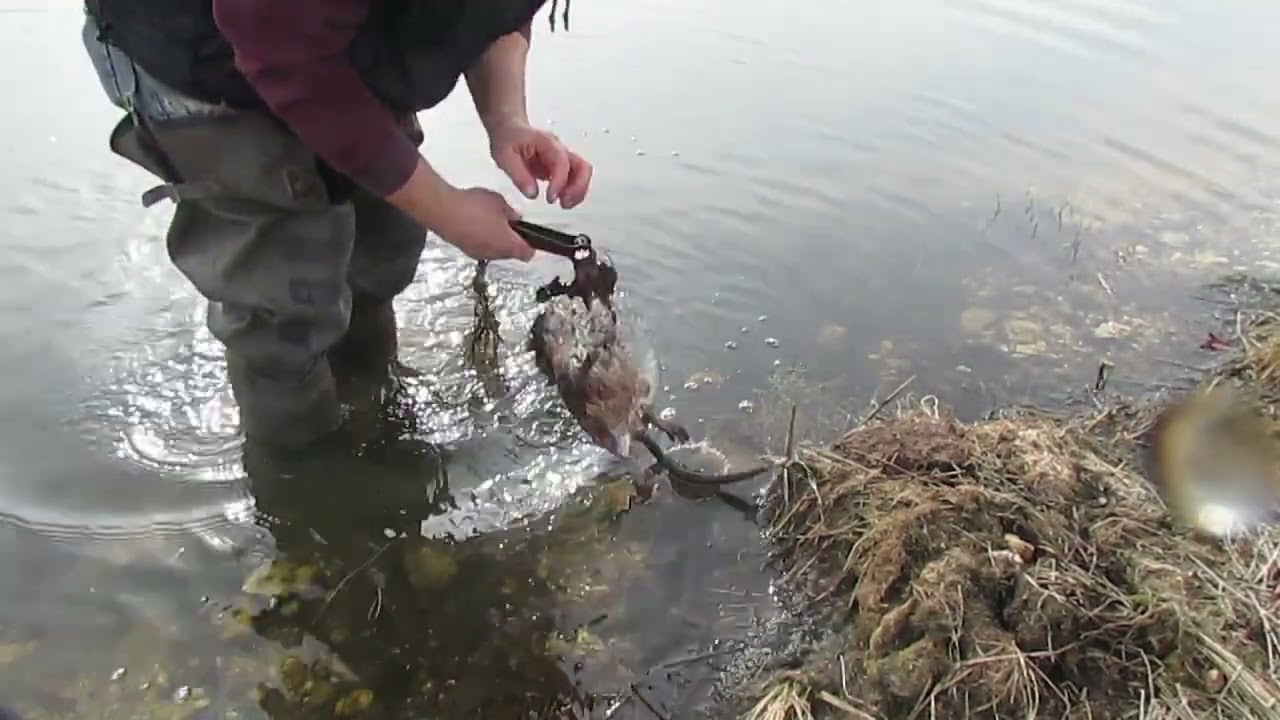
[637,432,775,486]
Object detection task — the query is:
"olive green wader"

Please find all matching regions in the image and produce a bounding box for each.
[84,16,428,449]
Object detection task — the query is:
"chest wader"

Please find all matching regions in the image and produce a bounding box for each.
[85,0,547,451]
[96,47,430,450]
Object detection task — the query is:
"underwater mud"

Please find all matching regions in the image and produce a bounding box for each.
[0,463,774,720]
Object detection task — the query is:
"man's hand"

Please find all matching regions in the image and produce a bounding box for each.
[433,187,535,262]
[387,158,534,262]
[462,25,590,210]
[488,119,593,209]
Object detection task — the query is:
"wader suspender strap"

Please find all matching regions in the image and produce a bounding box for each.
[86,0,198,208]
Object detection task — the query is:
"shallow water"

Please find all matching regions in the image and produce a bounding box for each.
[3,0,1280,717]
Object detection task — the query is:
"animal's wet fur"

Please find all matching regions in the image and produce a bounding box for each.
[529,296,773,487]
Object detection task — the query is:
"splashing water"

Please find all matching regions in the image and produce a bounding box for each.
[82,244,664,546]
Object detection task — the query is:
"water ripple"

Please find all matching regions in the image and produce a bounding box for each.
[0,494,261,572]
[74,245,666,545]
[948,0,1156,60]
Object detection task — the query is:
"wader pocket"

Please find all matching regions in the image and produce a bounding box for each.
[108,111,332,213]
[109,113,178,183]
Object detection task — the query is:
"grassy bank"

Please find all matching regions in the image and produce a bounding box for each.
[726,283,1280,720]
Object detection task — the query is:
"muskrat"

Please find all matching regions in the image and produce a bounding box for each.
[528,295,774,486]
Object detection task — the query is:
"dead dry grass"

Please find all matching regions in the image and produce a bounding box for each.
[732,302,1280,720]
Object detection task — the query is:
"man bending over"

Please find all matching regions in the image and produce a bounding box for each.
[82,0,592,448]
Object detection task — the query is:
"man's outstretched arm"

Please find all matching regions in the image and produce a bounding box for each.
[463,23,592,209]
[464,23,533,136]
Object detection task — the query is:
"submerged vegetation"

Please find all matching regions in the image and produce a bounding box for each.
[723,277,1280,720]
[0,470,665,720]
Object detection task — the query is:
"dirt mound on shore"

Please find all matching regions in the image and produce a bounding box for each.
[728,296,1280,720]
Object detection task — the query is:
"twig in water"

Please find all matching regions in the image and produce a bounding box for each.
[367,584,383,622]
[839,653,850,698]
[1096,272,1114,296]
[818,690,877,719]
[708,587,753,597]
[918,394,939,419]
[781,404,798,507]
[983,193,1002,232]
[314,539,397,623]
[1237,309,1254,355]
[843,375,916,441]
[1094,361,1113,394]
[603,688,632,719]
[658,642,745,669]
[630,682,670,720]
[783,404,798,463]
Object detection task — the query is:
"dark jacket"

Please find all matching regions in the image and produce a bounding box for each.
[85,0,544,116]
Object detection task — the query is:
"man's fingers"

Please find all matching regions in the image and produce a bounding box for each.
[560,153,593,209]
[505,226,535,262]
[485,191,533,262]
[498,194,522,221]
[495,147,539,199]
[538,136,571,205]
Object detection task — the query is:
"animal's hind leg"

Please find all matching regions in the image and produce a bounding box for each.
[630,460,663,502]
[643,408,690,444]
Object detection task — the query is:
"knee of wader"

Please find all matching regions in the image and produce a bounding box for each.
[225,350,344,448]
[327,295,425,444]
[330,295,398,369]
[349,188,427,302]
[211,299,355,378]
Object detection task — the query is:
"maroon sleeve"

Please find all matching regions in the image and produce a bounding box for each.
[213,0,419,198]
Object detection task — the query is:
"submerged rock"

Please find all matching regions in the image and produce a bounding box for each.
[241,559,319,598]
[279,655,308,696]
[589,478,637,520]
[404,541,460,591]
[334,689,375,718]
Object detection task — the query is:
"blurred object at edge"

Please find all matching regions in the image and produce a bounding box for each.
[1149,385,1280,536]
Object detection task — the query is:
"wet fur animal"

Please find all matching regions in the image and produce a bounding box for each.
[529,296,772,486]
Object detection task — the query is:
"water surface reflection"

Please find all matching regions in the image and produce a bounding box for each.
[4,0,1280,716]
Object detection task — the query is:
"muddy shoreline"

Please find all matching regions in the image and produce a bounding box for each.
[706,276,1280,720]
